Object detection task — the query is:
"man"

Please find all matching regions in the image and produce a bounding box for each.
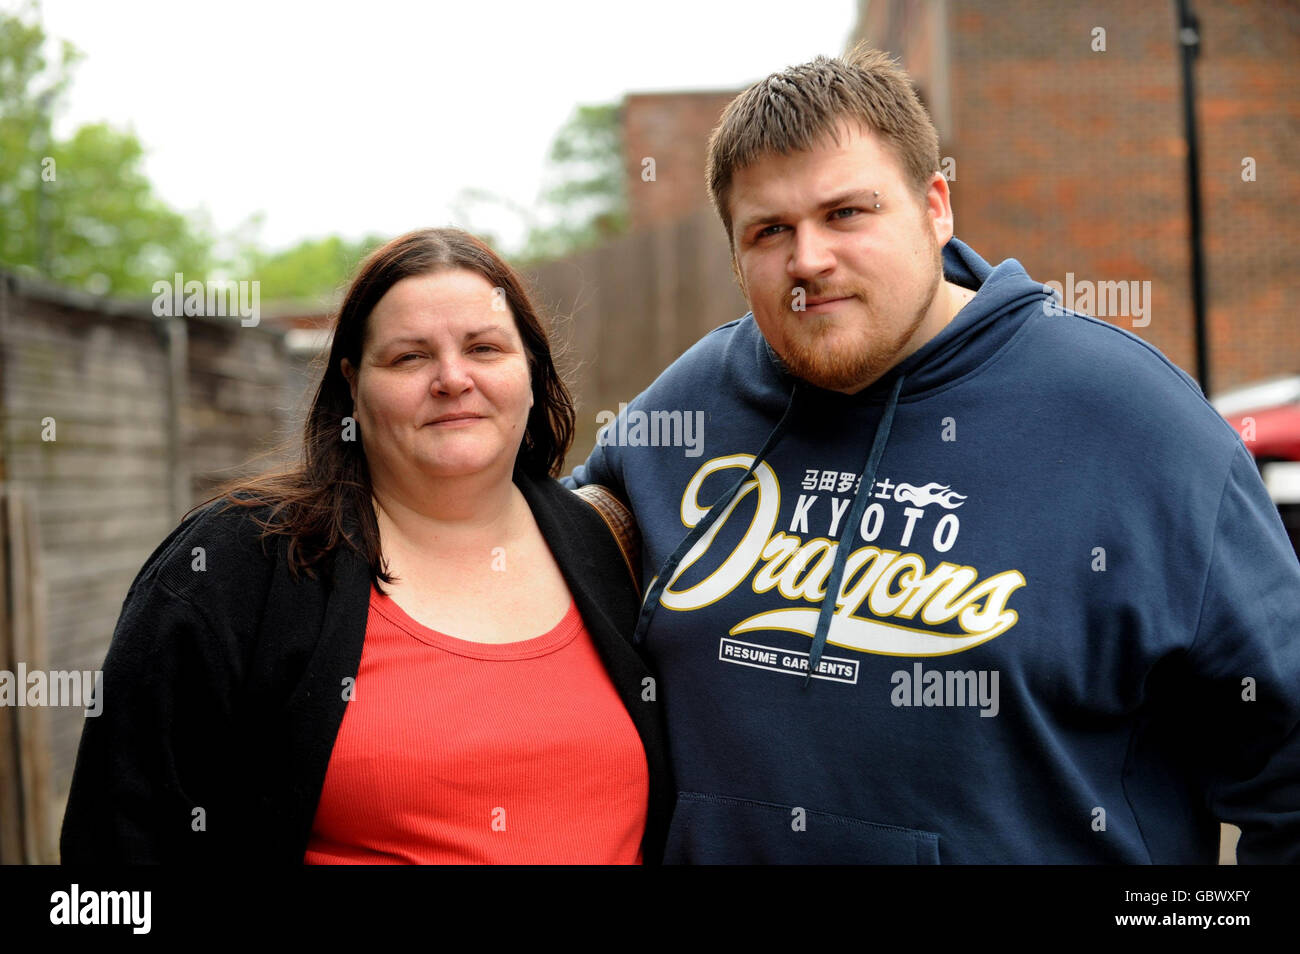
[566,47,1300,863]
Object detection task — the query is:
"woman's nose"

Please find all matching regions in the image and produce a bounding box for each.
[430,356,473,396]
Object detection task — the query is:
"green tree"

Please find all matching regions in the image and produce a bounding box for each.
[246,233,387,303]
[519,102,628,263]
[451,102,629,264]
[0,1,211,294]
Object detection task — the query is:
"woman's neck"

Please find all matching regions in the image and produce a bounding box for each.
[370,470,528,561]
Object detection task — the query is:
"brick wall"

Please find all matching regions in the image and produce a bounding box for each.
[624,1,1299,396]
[864,0,1300,394]
[623,91,743,232]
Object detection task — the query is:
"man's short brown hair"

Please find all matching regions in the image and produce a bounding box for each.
[706,44,941,252]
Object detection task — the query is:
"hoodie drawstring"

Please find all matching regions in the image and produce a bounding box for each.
[804,372,906,687]
[630,370,905,693]
[631,383,800,647]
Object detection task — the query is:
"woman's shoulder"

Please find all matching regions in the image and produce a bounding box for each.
[128,496,282,609]
[518,472,642,597]
[518,472,619,538]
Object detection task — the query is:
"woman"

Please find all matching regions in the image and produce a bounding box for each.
[59,228,670,864]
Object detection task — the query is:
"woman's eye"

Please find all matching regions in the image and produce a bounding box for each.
[470,344,499,355]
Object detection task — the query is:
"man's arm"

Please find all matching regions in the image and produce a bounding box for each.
[1192,444,1300,863]
[561,405,629,498]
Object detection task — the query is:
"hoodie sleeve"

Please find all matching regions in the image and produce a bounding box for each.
[1192,444,1300,863]
[60,537,246,863]
[561,411,628,498]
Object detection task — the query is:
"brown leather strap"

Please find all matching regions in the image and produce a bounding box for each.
[573,484,642,596]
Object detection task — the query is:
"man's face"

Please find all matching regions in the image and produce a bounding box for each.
[729,121,954,394]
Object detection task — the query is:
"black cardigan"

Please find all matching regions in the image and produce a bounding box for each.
[60,470,673,864]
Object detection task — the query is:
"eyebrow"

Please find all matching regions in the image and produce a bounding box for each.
[377,325,513,349]
[737,190,882,235]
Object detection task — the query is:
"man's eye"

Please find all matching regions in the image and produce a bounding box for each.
[756,224,785,239]
[831,207,860,220]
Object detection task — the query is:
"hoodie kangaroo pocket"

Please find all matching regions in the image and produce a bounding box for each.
[664,792,940,864]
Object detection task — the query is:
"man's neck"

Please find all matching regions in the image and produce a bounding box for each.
[942,278,978,327]
[826,279,979,396]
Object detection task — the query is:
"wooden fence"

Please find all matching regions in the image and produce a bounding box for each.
[527,206,748,470]
[0,272,301,862]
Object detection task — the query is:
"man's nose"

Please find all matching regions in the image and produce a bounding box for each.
[787,224,836,280]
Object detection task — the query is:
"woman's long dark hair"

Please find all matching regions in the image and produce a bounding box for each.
[205,227,575,584]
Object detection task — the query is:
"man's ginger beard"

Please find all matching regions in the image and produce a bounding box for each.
[744,217,944,393]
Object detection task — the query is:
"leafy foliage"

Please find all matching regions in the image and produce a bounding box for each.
[517,102,629,263]
[0,2,625,303]
[453,102,629,265]
[243,233,388,304]
[0,1,212,294]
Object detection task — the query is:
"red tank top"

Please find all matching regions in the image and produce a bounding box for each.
[303,585,649,864]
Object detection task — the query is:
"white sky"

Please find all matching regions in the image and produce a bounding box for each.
[23,0,858,253]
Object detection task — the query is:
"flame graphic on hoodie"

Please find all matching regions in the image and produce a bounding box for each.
[893,482,968,509]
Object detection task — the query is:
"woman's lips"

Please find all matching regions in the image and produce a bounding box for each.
[426,414,484,427]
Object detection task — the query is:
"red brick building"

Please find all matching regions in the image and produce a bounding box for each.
[617,0,1299,395]
[622,91,743,231]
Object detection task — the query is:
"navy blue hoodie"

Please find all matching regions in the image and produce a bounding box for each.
[567,237,1300,864]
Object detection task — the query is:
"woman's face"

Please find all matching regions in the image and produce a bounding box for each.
[341,268,534,492]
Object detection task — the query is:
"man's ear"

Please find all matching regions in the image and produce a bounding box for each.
[924,171,955,247]
[731,250,747,300]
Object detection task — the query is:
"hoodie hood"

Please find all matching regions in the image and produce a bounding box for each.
[759,236,1055,406]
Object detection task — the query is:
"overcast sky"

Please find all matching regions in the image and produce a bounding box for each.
[23,0,857,253]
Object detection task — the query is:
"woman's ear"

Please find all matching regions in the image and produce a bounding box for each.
[341,358,358,404]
